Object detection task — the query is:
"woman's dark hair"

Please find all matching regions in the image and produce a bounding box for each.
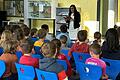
[105,28,119,50]
[117,27,120,39]
[69,4,77,16]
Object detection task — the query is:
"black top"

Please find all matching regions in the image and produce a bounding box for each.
[101,41,120,60]
[67,11,81,29]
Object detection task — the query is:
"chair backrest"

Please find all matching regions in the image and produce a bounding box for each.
[60,49,70,60]
[102,58,120,80]
[77,62,102,80]
[72,52,90,71]
[0,60,6,78]
[0,47,4,56]
[56,59,67,71]
[35,68,58,80]
[15,63,35,80]
[16,51,23,61]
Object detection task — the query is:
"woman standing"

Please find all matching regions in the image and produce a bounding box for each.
[65,5,81,40]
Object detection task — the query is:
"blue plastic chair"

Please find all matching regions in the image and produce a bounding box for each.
[102,58,120,80]
[72,52,90,71]
[0,47,4,56]
[0,60,6,78]
[56,59,67,71]
[35,68,58,80]
[16,51,23,61]
[60,49,71,61]
[77,62,102,80]
[15,63,35,80]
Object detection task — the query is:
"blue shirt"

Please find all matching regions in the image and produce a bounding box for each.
[56,32,72,47]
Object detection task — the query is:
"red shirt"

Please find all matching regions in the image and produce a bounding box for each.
[68,42,89,56]
[58,70,68,80]
[19,55,39,68]
[57,53,72,76]
[0,53,18,78]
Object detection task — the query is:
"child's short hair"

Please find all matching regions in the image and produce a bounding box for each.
[37,29,47,39]
[30,28,38,37]
[94,32,101,40]
[51,39,61,49]
[41,42,56,58]
[20,40,33,53]
[60,24,67,33]
[60,35,67,44]
[89,44,101,55]
[41,24,49,30]
[77,30,87,42]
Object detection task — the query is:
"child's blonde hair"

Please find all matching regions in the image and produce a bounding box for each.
[0,40,18,53]
[1,30,12,41]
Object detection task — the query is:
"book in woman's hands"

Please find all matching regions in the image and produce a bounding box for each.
[64,16,71,22]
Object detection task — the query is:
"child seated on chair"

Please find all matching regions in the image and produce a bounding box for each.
[56,24,72,47]
[33,28,47,58]
[51,39,72,77]
[41,24,54,41]
[59,35,70,50]
[85,44,108,80]
[19,40,39,68]
[39,42,68,80]
[29,28,38,44]
[0,40,18,79]
[68,30,89,57]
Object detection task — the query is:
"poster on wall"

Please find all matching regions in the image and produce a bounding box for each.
[4,0,24,17]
